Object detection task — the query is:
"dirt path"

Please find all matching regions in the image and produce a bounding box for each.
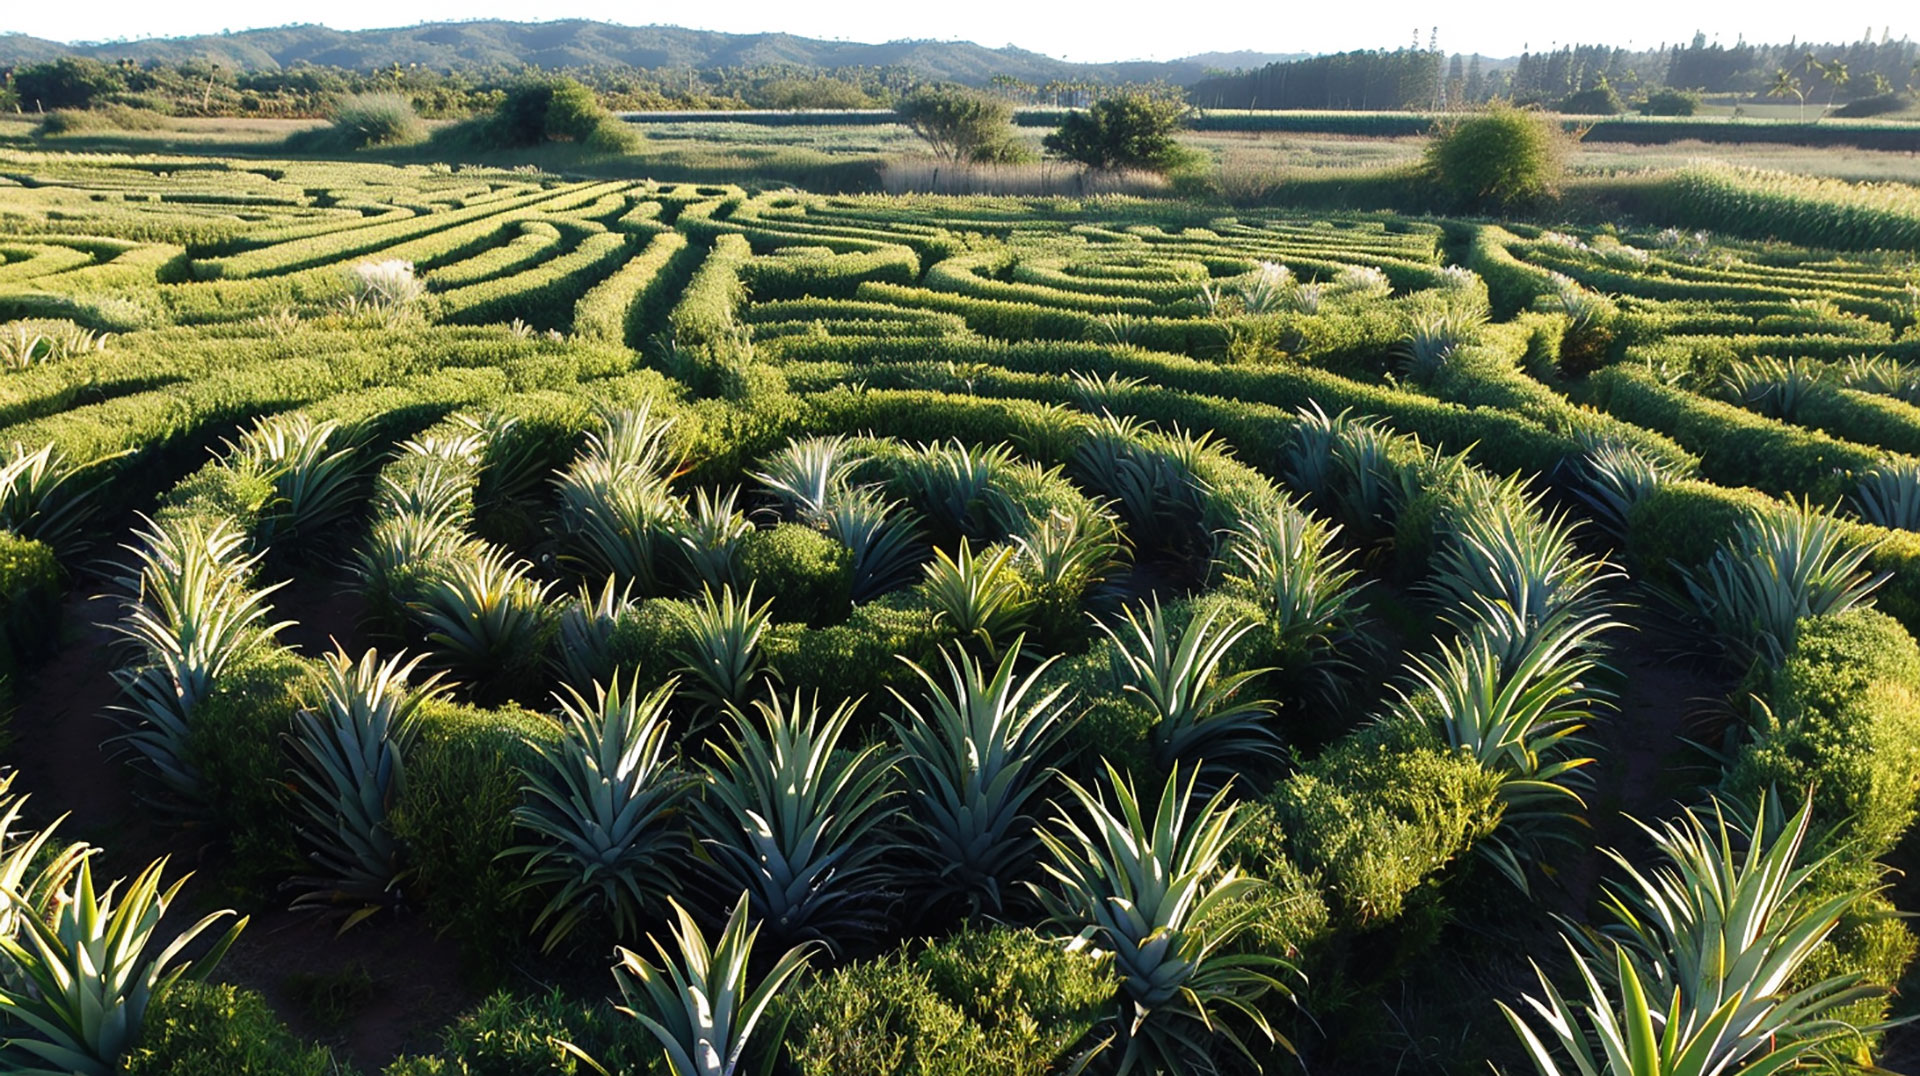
[1548,615,1728,918]
[3,576,482,1070]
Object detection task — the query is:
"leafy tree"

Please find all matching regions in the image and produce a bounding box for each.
[1422,104,1568,210]
[756,76,874,109]
[14,58,125,111]
[896,85,1025,162]
[1640,88,1700,116]
[1043,92,1193,172]
[480,77,638,153]
[1559,80,1623,115]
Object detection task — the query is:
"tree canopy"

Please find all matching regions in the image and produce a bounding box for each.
[1042,93,1192,172]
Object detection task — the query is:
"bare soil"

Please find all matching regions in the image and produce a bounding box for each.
[3,579,481,1071]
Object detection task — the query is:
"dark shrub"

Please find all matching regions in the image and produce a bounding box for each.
[1560,83,1623,115]
[477,79,640,154]
[1834,92,1911,118]
[1640,88,1701,116]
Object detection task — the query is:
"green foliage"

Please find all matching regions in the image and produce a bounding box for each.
[1100,598,1280,778]
[1034,763,1295,1074]
[692,691,899,950]
[1423,105,1568,211]
[1726,609,1920,860]
[1503,794,1887,1076]
[386,988,658,1076]
[510,675,693,951]
[0,856,245,1076]
[411,545,558,704]
[120,982,339,1076]
[778,926,1117,1076]
[476,78,640,153]
[188,647,313,890]
[606,893,816,1076]
[1640,88,1702,115]
[0,532,61,676]
[110,514,289,810]
[1559,83,1624,115]
[1270,721,1502,927]
[891,642,1078,915]
[1043,93,1194,173]
[1681,500,1886,670]
[917,539,1032,656]
[391,700,557,982]
[329,93,428,148]
[12,57,124,111]
[285,648,447,927]
[737,523,853,627]
[896,86,1028,163]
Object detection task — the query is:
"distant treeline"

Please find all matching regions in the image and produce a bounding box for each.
[1191,32,1920,112]
[1188,50,1441,111]
[0,53,1163,120]
[0,57,958,118]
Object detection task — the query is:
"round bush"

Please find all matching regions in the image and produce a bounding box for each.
[1422,105,1568,211]
[738,523,854,626]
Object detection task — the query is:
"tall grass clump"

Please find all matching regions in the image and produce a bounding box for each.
[328,94,426,148]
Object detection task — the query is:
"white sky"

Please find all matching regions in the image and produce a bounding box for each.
[6,2,1911,63]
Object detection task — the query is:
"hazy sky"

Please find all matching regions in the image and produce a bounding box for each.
[6,2,1911,62]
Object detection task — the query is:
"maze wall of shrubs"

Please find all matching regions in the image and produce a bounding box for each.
[1,148,1919,1075]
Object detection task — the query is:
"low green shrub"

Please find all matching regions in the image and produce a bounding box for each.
[190,647,316,893]
[383,988,657,1076]
[1269,721,1503,928]
[121,982,340,1076]
[1583,364,1879,501]
[0,532,62,676]
[1726,610,1920,861]
[605,597,697,692]
[764,594,947,708]
[392,699,559,984]
[777,925,1116,1076]
[738,523,854,627]
[329,93,428,148]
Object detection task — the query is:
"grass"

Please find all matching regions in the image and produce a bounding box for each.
[11,112,1916,192]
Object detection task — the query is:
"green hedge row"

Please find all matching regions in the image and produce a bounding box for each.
[430,232,633,331]
[1582,364,1884,501]
[421,221,565,291]
[191,181,622,280]
[571,230,693,349]
[740,245,920,302]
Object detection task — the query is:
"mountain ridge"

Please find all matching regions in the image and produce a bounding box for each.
[0,19,1278,86]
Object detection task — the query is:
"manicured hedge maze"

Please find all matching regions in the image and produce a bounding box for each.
[1,151,1918,1075]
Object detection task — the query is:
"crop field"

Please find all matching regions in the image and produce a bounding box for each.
[2,149,1920,1074]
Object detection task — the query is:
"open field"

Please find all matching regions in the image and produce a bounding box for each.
[1,147,1920,1075]
[12,113,1918,194]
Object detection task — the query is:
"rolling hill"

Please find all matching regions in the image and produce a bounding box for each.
[0,19,1268,85]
